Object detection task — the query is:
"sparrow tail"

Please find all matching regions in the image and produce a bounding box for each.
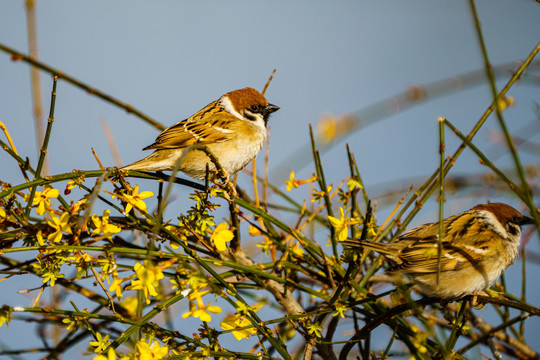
[341,239,394,256]
[122,149,182,172]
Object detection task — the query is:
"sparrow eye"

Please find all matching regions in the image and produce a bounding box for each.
[250,105,260,112]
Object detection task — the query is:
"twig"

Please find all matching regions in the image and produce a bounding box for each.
[0,42,164,131]
[24,76,58,217]
[25,0,48,177]
[437,116,446,287]
[262,69,276,96]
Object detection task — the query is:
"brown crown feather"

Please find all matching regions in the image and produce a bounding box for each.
[472,203,524,225]
[223,87,268,112]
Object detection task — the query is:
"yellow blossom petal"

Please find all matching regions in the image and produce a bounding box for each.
[36,231,45,246]
[285,171,299,192]
[119,185,154,216]
[210,223,234,251]
[127,261,164,304]
[221,315,256,341]
[328,207,350,241]
[91,210,121,237]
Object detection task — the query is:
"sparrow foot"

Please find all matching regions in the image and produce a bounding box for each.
[215,169,237,200]
[469,291,489,307]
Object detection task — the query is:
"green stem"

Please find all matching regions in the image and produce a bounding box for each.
[24,76,58,217]
[437,117,445,287]
[446,300,468,353]
[309,124,338,259]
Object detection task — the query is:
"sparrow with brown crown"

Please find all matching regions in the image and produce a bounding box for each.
[343,203,533,300]
[122,87,279,180]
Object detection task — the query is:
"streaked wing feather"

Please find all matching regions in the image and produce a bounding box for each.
[144,102,236,150]
[397,243,466,274]
[396,215,494,274]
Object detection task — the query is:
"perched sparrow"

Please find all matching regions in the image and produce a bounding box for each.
[343,203,533,300]
[122,87,279,180]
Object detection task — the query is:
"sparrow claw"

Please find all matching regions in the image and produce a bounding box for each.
[214,169,237,200]
[439,298,450,308]
[469,291,489,307]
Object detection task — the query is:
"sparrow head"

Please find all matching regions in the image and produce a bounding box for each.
[472,202,533,240]
[219,87,279,127]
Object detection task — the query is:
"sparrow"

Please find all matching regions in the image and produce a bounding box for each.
[343,203,533,300]
[122,87,279,180]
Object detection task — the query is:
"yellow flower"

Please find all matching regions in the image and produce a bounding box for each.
[285,171,317,192]
[347,178,363,191]
[62,317,80,330]
[311,185,332,204]
[332,304,350,318]
[497,95,514,111]
[89,332,111,354]
[366,220,378,237]
[108,276,125,299]
[306,321,323,338]
[201,347,211,357]
[46,212,72,243]
[256,237,273,257]
[164,225,189,249]
[221,315,256,341]
[182,300,222,322]
[35,231,45,246]
[0,307,11,328]
[93,348,117,360]
[135,339,170,360]
[26,187,59,215]
[290,242,304,257]
[327,207,350,241]
[127,261,164,304]
[210,222,234,252]
[113,185,153,215]
[91,210,121,238]
[285,171,300,191]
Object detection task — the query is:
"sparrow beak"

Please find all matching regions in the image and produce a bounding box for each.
[520,215,534,225]
[264,104,280,115]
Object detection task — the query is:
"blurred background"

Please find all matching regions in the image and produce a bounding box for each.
[1,1,540,358]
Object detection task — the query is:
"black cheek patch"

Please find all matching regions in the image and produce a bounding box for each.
[243,111,256,121]
[507,224,519,236]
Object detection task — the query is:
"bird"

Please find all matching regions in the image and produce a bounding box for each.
[122,87,279,180]
[343,203,533,300]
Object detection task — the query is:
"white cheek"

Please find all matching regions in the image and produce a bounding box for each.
[219,96,244,120]
[478,210,510,239]
[249,113,267,132]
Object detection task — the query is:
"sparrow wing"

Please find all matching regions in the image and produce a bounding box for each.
[393,212,490,274]
[143,102,236,150]
[398,231,495,274]
[395,241,469,274]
